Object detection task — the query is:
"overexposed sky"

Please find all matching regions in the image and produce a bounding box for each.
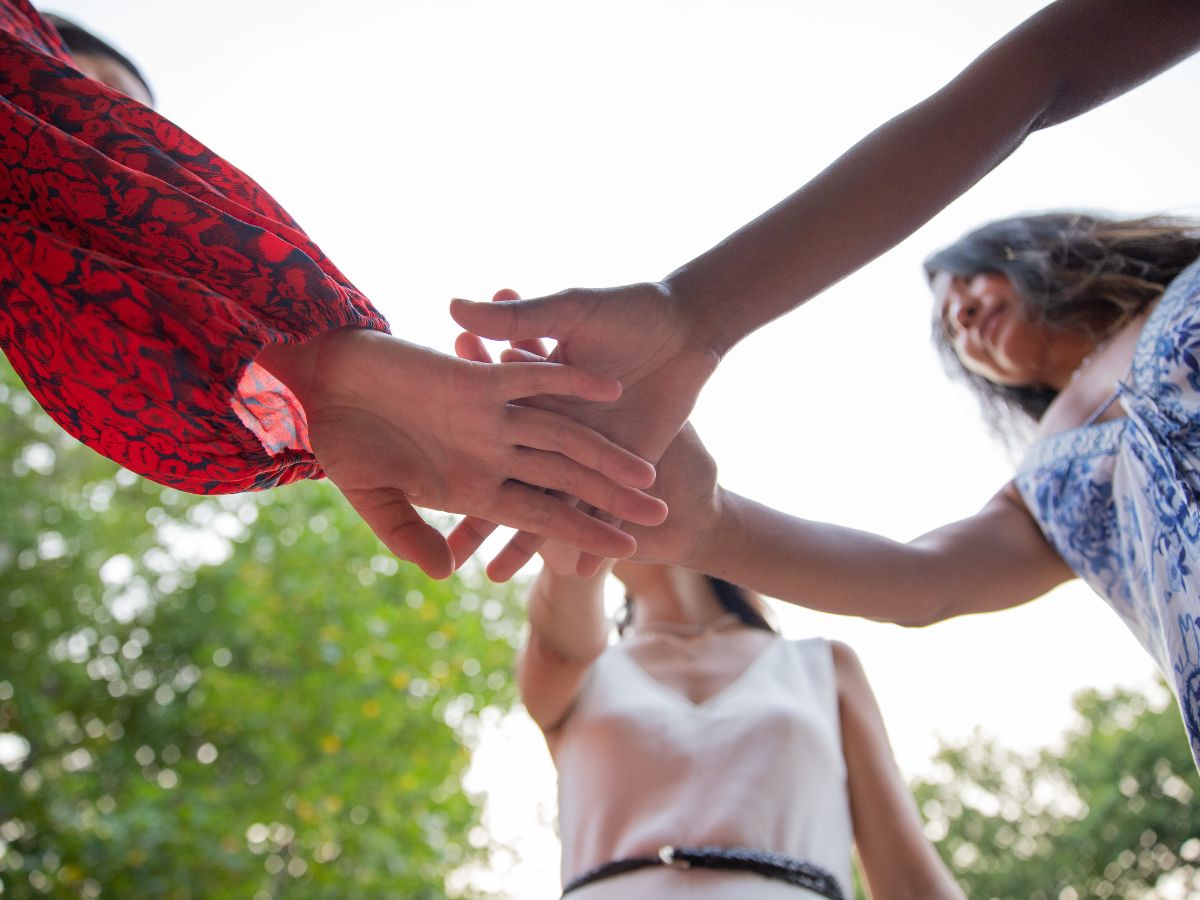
[42,1,1200,895]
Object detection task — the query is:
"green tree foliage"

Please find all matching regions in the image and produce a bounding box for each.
[0,361,520,898]
[914,683,1200,899]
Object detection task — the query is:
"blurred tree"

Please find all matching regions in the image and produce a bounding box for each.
[0,360,520,899]
[913,682,1200,900]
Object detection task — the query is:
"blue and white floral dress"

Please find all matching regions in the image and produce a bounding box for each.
[1016,256,1200,770]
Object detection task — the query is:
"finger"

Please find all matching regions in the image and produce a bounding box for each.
[510,406,655,488]
[487,529,545,582]
[455,332,494,364]
[450,294,578,343]
[489,290,554,358]
[499,347,547,364]
[481,484,565,581]
[575,504,624,576]
[576,550,608,578]
[447,515,499,570]
[514,338,552,358]
[492,482,636,559]
[341,488,454,579]
[509,336,552,358]
[500,361,622,403]
[508,449,667,526]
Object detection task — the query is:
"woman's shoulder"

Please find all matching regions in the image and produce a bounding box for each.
[820,641,878,716]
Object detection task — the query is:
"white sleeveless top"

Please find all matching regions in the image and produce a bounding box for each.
[551,636,854,899]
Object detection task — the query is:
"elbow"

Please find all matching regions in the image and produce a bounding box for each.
[891,608,949,629]
[866,578,956,629]
[877,592,956,629]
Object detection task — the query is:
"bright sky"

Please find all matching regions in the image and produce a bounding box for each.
[42,0,1200,896]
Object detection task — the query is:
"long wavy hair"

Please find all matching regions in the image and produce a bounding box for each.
[617,576,777,636]
[925,212,1200,448]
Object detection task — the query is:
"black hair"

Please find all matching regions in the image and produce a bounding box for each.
[43,13,155,106]
[926,212,1200,448]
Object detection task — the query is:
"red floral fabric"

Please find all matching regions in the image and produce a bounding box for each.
[0,0,390,492]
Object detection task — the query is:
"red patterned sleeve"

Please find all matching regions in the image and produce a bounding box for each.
[0,0,391,493]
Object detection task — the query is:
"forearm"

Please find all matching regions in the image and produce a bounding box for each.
[525,567,610,664]
[668,79,1034,354]
[517,566,610,731]
[666,0,1200,355]
[687,488,1068,626]
[692,492,951,625]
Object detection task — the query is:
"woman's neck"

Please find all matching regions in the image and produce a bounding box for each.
[627,568,727,630]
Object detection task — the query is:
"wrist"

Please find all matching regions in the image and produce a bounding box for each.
[255,327,362,410]
[679,484,733,572]
[258,328,431,416]
[661,268,737,360]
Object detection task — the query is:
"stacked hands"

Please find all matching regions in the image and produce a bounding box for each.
[279,281,722,581]
[449,287,723,581]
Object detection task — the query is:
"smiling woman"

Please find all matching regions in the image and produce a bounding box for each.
[927,213,1200,440]
[933,271,1094,389]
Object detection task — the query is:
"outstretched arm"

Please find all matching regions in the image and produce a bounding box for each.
[666,0,1200,354]
[831,643,965,900]
[457,0,1200,360]
[622,425,1073,626]
[688,484,1072,627]
[450,0,1200,517]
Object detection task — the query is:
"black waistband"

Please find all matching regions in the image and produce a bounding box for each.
[561,845,847,898]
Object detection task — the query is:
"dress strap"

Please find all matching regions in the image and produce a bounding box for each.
[1083,391,1121,427]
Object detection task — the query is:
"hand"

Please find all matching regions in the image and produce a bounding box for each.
[258,328,667,579]
[450,319,724,577]
[621,422,722,568]
[537,537,613,580]
[448,282,721,576]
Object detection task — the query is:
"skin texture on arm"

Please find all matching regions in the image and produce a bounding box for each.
[622,425,1073,627]
[256,328,666,578]
[515,549,611,733]
[830,642,965,900]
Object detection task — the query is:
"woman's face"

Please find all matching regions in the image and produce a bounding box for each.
[932,270,1084,389]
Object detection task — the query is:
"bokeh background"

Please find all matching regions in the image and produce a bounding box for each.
[2,1,1199,897]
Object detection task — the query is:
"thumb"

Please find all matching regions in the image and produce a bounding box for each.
[450,292,578,342]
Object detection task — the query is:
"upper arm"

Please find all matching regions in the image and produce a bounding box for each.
[516,631,599,735]
[960,0,1200,132]
[901,483,1074,625]
[832,642,964,900]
